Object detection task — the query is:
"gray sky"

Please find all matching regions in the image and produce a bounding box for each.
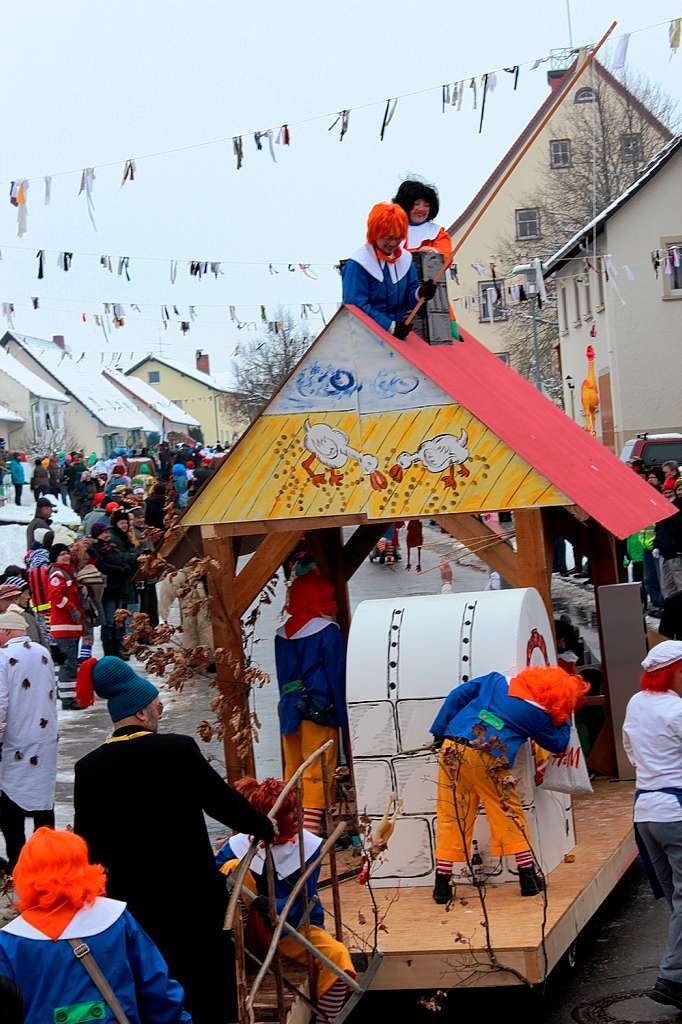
[0,0,679,374]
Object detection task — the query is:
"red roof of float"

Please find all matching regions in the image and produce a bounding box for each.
[347,305,673,539]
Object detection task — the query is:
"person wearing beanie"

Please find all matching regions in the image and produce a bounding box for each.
[90,523,131,657]
[430,665,589,903]
[0,607,58,870]
[73,656,275,1024]
[80,492,108,537]
[0,828,191,1022]
[25,496,56,549]
[145,484,167,531]
[341,201,437,340]
[107,510,141,655]
[623,641,682,1009]
[47,544,84,710]
[171,462,189,509]
[25,529,55,650]
[0,576,41,644]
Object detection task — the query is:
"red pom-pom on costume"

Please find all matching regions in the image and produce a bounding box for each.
[76,657,97,708]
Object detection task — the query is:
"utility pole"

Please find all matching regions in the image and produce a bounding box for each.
[565,0,574,47]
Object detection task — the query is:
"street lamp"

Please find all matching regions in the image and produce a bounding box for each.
[512,260,546,392]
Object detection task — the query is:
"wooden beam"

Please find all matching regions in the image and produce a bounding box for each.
[342,524,387,581]
[201,527,255,781]
[514,509,554,624]
[437,513,521,587]
[185,513,368,538]
[232,530,304,617]
[586,523,621,776]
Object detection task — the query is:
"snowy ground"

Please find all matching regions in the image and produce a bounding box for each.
[0,493,81,565]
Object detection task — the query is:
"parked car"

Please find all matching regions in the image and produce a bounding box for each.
[619,433,682,466]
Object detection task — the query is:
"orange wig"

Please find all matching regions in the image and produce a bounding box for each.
[507,666,589,724]
[641,659,682,693]
[366,202,408,247]
[236,777,299,843]
[13,827,106,913]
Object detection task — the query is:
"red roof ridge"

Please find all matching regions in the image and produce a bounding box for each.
[344,304,674,539]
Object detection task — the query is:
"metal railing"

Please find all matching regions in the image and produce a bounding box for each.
[223,741,373,1024]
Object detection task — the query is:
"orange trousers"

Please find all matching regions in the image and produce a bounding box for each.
[282,722,338,810]
[220,861,354,997]
[436,739,531,862]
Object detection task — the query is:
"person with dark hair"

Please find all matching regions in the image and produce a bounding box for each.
[29,459,49,502]
[648,467,665,490]
[25,497,55,549]
[216,776,355,1020]
[623,641,682,1009]
[7,453,24,506]
[74,656,274,1024]
[145,484,167,531]
[0,974,23,1024]
[0,828,190,1023]
[341,202,436,339]
[393,178,452,260]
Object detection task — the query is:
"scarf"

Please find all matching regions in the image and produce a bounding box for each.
[22,898,84,941]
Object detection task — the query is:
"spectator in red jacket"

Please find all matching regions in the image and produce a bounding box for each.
[47,544,84,711]
[663,461,681,495]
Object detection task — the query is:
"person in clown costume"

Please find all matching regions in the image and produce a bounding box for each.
[275,553,347,836]
[341,201,437,339]
[393,178,462,340]
[216,776,356,1021]
[430,665,589,902]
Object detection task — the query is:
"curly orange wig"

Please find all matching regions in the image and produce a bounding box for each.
[507,666,590,724]
[235,777,299,843]
[366,202,408,247]
[641,660,682,692]
[13,828,106,913]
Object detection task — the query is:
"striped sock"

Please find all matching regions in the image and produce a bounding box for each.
[318,979,349,1018]
[303,808,325,835]
[436,859,454,875]
[515,850,534,869]
[79,641,93,661]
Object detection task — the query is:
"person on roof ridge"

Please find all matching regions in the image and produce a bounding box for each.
[341,202,436,340]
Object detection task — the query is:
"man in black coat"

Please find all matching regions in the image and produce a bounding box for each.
[73,655,274,1023]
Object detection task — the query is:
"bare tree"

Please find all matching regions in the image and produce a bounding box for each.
[23,425,82,459]
[494,64,678,395]
[232,309,313,421]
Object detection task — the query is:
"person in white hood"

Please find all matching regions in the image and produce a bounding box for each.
[623,640,682,1010]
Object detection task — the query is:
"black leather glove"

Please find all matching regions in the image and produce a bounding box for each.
[255,814,275,845]
[418,279,437,301]
[393,321,410,340]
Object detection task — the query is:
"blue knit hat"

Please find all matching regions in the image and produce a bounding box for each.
[89,656,159,722]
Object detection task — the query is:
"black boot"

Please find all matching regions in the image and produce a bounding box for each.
[650,978,682,1009]
[433,872,452,904]
[61,697,83,711]
[518,865,545,896]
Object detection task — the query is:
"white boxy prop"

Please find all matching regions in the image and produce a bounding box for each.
[346,589,575,888]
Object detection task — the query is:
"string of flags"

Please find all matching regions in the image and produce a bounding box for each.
[4,18,679,236]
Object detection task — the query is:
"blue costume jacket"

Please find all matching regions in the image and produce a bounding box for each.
[430,671,571,764]
[0,897,190,1024]
[274,621,347,736]
[342,243,419,333]
[217,830,325,929]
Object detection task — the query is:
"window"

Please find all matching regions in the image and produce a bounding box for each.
[572,279,581,324]
[515,208,540,241]
[478,280,508,323]
[621,133,643,162]
[495,352,511,366]
[174,399,184,409]
[575,87,596,104]
[550,139,571,168]
[148,370,160,384]
[559,282,569,334]
[661,237,682,300]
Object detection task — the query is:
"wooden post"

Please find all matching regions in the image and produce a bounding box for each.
[201,526,256,781]
[307,528,352,636]
[585,522,620,776]
[514,509,554,625]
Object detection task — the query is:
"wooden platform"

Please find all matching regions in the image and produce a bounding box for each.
[332,780,637,990]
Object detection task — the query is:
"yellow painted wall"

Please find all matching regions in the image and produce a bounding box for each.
[129,360,243,445]
[183,405,567,527]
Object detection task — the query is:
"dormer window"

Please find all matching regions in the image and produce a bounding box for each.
[575,87,596,104]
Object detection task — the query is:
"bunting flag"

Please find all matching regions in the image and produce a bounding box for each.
[670,18,681,56]
[380,98,398,140]
[613,33,630,70]
[10,180,28,237]
[233,136,244,169]
[78,167,97,230]
[121,159,136,185]
[328,110,350,141]
[43,175,52,206]
[36,249,45,280]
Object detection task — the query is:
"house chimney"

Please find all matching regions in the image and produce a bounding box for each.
[547,69,569,93]
[52,334,65,350]
[195,349,210,374]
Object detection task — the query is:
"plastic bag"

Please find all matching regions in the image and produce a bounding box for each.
[537,723,593,795]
